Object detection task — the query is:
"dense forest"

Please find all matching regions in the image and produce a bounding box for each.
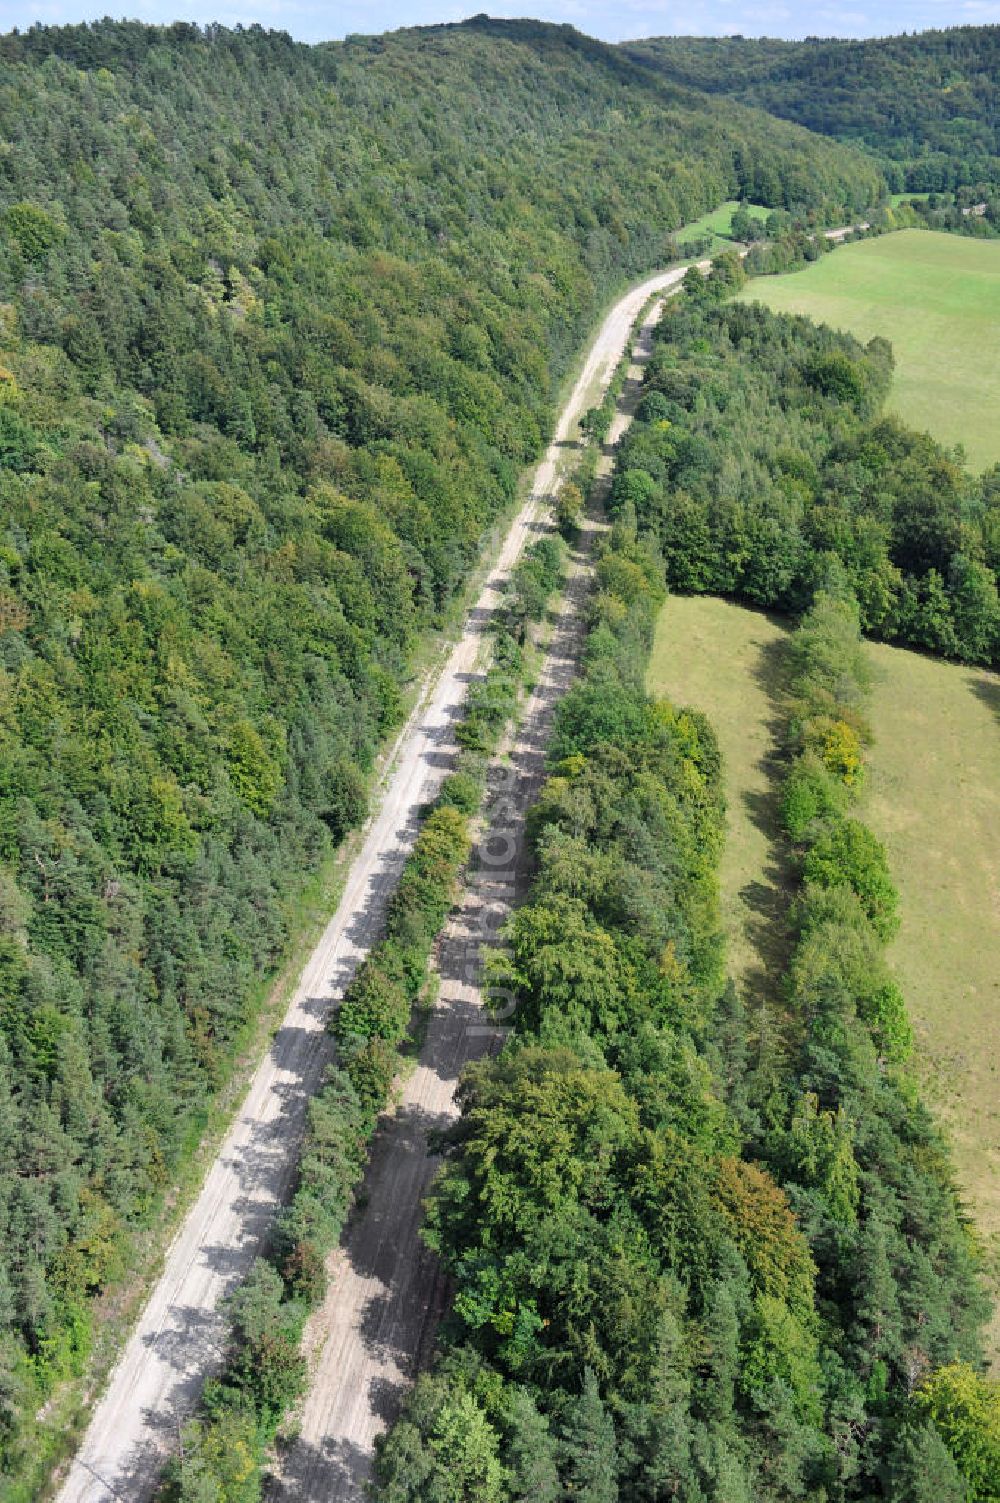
[0,13,888,1483]
[161,533,568,1501]
[626,27,1000,192]
[611,269,1000,666]
[375,501,995,1500]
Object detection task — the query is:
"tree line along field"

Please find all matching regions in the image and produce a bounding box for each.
[736,229,1000,470]
[675,199,771,251]
[865,642,1000,1365]
[646,597,791,999]
[647,597,1000,1366]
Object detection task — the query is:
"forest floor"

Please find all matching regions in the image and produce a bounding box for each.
[865,642,1000,1366]
[53,261,696,1503]
[738,229,1000,469]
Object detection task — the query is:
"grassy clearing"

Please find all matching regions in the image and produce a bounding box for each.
[650,594,1000,1361]
[677,198,769,251]
[865,641,1000,1363]
[647,595,792,1000]
[738,228,1000,469]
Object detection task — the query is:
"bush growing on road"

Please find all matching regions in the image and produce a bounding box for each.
[555,481,584,539]
[507,535,566,636]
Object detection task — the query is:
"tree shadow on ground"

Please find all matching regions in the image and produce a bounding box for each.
[267,1433,374,1503]
[736,628,797,1016]
[968,668,1000,727]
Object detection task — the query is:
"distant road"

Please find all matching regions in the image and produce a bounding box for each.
[54,257,696,1503]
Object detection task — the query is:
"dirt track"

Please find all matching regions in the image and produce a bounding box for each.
[267,294,670,1501]
[54,263,691,1503]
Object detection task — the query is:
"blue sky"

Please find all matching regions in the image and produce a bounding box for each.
[0,0,996,43]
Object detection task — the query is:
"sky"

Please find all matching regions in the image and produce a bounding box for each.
[0,0,996,44]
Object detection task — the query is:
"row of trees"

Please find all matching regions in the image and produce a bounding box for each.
[375,511,996,1499]
[0,18,887,1478]
[893,190,1000,239]
[161,531,568,1500]
[763,575,996,1497]
[610,290,1000,664]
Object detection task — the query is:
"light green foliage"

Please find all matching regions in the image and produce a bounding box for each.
[555,482,584,539]
[2,202,63,265]
[784,1094,860,1225]
[917,1363,1000,1501]
[0,18,882,1468]
[781,751,849,840]
[165,1399,262,1503]
[426,1392,509,1503]
[801,818,900,940]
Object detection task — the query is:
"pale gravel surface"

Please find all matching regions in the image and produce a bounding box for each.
[267,291,672,1503]
[54,261,693,1503]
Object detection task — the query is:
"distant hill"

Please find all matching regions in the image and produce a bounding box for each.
[625,27,1000,190]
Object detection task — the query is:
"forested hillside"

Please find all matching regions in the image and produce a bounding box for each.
[0,14,886,1482]
[626,27,1000,191]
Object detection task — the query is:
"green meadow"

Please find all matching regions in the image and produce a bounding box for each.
[866,642,1000,1361]
[739,229,1000,469]
[650,593,1000,1362]
[677,198,770,251]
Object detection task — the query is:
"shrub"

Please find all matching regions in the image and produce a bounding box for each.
[916,1363,1000,1502]
[806,716,865,787]
[781,751,849,840]
[336,958,410,1043]
[344,1034,399,1125]
[801,817,900,940]
[437,770,482,814]
[556,481,583,538]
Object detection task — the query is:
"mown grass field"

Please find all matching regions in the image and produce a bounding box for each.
[865,641,1000,1360]
[678,198,769,252]
[737,229,1000,470]
[651,593,1000,1361]
[647,595,792,998]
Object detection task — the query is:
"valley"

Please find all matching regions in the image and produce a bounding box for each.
[2,13,1000,1503]
[53,256,694,1503]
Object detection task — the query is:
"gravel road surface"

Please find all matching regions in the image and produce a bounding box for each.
[55,262,691,1503]
[267,291,671,1502]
